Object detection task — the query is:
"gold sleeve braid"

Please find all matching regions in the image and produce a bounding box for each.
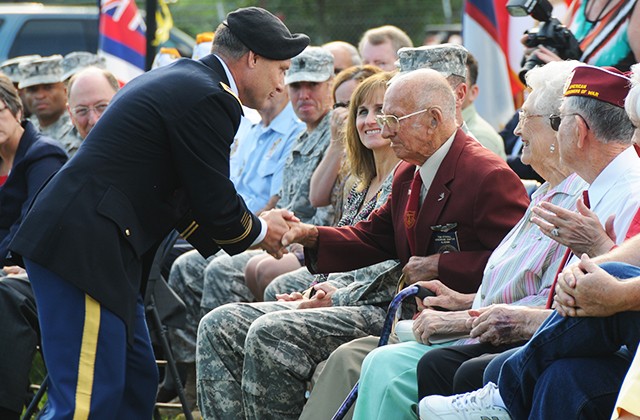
[214,212,253,244]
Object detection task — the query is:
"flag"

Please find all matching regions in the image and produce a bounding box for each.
[463,0,532,130]
[98,0,147,82]
[154,0,173,46]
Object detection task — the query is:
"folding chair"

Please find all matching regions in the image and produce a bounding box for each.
[144,230,194,420]
[331,285,434,420]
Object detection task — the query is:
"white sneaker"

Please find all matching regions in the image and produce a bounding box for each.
[418,383,512,420]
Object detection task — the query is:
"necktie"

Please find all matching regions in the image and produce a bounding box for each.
[405,169,422,255]
[546,190,590,309]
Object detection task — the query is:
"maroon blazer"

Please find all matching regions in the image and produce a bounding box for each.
[308,129,529,294]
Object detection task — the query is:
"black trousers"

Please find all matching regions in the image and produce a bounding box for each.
[416,341,524,399]
[0,275,39,414]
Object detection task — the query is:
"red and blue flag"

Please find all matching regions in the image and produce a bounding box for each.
[463,0,532,129]
[98,0,146,82]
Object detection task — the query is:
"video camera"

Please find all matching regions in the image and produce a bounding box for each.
[507,0,582,83]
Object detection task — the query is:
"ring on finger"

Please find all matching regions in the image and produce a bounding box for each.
[551,227,560,237]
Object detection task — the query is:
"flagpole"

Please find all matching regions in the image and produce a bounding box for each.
[145,0,157,71]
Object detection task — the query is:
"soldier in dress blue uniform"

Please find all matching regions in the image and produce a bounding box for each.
[8,7,309,419]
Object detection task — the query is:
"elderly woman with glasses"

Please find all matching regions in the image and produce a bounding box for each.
[0,73,66,419]
[349,58,631,419]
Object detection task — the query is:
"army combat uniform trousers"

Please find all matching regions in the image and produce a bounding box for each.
[196,301,387,420]
[167,248,263,363]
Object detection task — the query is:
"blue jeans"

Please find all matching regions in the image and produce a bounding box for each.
[498,262,640,419]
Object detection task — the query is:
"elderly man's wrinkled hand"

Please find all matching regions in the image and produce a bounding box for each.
[281,221,319,248]
[402,255,440,285]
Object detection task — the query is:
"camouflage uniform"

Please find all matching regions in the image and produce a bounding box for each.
[196,172,401,419]
[166,249,218,363]
[197,260,401,419]
[31,113,81,156]
[56,124,84,157]
[168,112,333,364]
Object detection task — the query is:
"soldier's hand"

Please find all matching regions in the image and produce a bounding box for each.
[276,291,305,302]
[259,209,299,258]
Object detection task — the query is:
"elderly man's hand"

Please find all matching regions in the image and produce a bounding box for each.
[467,305,549,346]
[281,221,319,249]
[402,255,440,285]
[258,209,299,259]
[530,197,616,256]
[413,279,475,311]
[555,254,629,317]
[412,308,470,344]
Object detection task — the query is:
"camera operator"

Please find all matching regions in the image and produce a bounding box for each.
[519,0,640,72]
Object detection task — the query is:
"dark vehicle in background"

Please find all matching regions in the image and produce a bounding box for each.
[0,3,195,63]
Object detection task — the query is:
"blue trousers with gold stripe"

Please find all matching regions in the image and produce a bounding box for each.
[25,259,158,419]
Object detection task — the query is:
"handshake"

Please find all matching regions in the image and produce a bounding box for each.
[257,208,319,259]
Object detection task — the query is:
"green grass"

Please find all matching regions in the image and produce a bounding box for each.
[23,357,186,420]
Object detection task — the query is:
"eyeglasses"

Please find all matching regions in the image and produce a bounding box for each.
[518,110,545,122]
[376,108,432,132]
[71,102,109,118]
[333,101,350,110]
[549,113,590,132]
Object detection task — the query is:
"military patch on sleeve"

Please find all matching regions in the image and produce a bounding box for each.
[219,82,242,106]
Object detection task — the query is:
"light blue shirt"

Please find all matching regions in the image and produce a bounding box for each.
[230,102,304,213]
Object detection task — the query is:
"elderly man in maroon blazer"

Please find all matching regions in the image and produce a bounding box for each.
[279,68,529,420]
[285,68,528,291]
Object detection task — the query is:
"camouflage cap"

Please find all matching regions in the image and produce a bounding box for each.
[18,55,64,89]
[397,43,468,78]
[0,55,41,84]
[61,51,106,81]
[284,46,334,85]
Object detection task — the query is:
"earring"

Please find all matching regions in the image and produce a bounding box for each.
[549,143,555,153]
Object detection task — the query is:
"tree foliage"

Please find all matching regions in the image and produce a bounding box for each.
[31,0,463,46]
[171,0,463,46]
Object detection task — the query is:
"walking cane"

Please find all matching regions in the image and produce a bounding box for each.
[331,285,434,420]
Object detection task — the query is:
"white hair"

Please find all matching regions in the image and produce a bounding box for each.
[625,63,640,127]
[524,60,581,115]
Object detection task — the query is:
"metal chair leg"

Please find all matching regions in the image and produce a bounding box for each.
[148,294,194,420]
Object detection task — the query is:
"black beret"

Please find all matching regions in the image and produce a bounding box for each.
[224,7,309,60]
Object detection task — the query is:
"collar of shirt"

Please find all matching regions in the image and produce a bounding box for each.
[214,54,240,98]
[588,146,639,210]
[418,130,456,196]
[265,102,300,136]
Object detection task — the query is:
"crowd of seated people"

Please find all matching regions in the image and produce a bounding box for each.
[2,1,640,419]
